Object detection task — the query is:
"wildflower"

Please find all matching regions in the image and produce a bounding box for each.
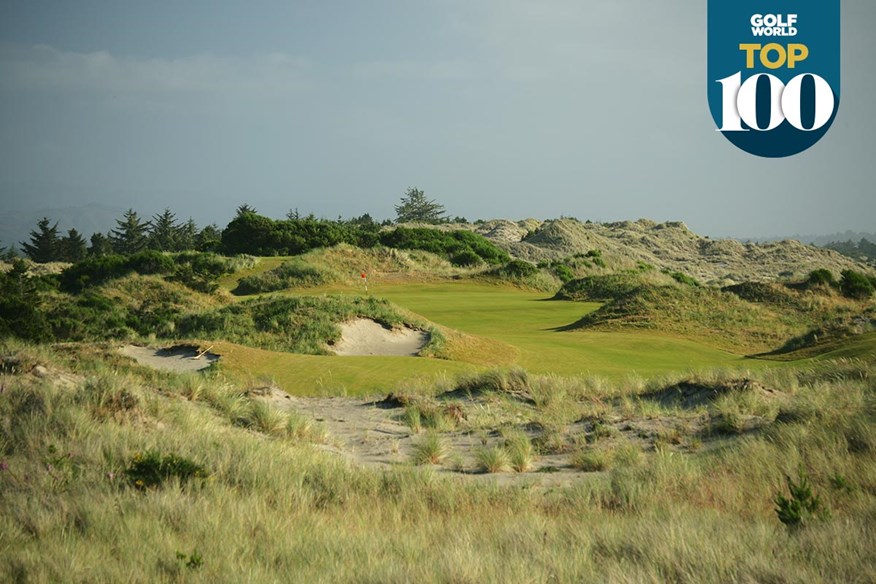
[0,461,8,472]
[106,472,115,481]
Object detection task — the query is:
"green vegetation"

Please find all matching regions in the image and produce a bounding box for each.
[840,269,876,300]
[177,295,437,356]
[233,259,340,294]
[221,210,380,256]
[775,468,828,528]
[124,451,209,490]
[4,205,876,581]
[824,237,876,262]
[378,227,509,265]
[411,431,448,465]
[555,270,874,355]
[394,187,447,224]
[2,343,874,582]
[60,250,252,294]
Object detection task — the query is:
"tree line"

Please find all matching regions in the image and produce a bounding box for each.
[4,186,460,263]
[9,209,222,263]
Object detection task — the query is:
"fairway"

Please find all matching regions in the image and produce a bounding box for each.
[215,279,781,395]
[372,282,767,378]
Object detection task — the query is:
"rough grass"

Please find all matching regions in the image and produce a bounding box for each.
[1,341,875,582]
[557,272,870,354]
[175,293,442,356]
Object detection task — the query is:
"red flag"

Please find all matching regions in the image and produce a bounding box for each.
[361,272,366,278]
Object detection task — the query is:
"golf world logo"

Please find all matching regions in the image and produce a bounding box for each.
[708,1,840,157]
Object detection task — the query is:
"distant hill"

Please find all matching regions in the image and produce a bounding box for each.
[451,218,871,285]
[0,203,125,251]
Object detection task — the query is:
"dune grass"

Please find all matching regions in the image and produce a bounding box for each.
[2,342,875,582]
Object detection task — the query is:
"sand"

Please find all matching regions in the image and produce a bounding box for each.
[332,318,429,357]
[120,344,219,373]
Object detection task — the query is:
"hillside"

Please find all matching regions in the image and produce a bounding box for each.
[457,218,869,285]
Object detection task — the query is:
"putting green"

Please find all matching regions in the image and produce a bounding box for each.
[370,282,765,378]
[216,280,772,395]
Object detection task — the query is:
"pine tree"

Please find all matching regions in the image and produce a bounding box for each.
[20,217,60,263]
[59,228,87,262]
[236,204,258,217]
[110,209,150,255]
[0,245,17,261]
[88,232,113,257]
[176,218,198,251]
[394,187,447,224]
[148,208,180,251]
[195,224,222,252]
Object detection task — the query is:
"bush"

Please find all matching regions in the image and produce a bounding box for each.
[221,212,379,256]
[669,271,700,287]
[775,468,827,528]
[494,259,538,278]
[807,269,836,287]
[60,251,233,293]
[840,270,875,300]
[379,227,509,265]
[553,264,574,283]
[450,250,483,267]
[234,260,336,295]
[125,451,209,490]
[555,273,642,301]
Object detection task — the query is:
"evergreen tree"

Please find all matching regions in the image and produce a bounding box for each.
[0,245,17,261]
[176,218,199,251]
[59,228,87,262]
[20,217,60,263]
[394,187,447,224]
[196,224,222,252]
[110,209,150,255]
[148,208,180,251]
[236,204,258,217]
[88,232,113,257]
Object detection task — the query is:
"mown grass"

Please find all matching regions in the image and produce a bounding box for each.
[1,341,875,582]
[369,281,769,378]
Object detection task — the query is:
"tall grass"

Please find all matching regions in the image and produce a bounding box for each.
[2,343,875,582]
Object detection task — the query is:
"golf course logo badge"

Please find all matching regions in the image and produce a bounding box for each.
[708,1,840,157]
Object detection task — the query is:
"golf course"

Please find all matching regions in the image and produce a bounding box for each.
[2,218,875,582]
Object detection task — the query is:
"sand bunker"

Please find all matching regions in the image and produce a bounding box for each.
[332,319,429,357]
[120,344,219,373]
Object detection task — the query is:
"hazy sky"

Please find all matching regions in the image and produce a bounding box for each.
[0,1,874,238]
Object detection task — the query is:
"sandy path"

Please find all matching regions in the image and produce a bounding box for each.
[120,345,219,373]
[332,319,429,356]
[273,393,585,487]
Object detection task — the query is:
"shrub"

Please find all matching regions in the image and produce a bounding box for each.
[553,264,574,283]
[807,269,836,287]
[669,271,700,287]
[59,251,232,293]
[840,270,875,300]
[234,260,336,295]
[124,451,208,490]
[379,227,509,265]
[775,468,827,528]
[555,274,642,301]
[495,259,538,278]
[450,249,483,267]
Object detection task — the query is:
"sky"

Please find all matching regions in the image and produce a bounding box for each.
[0,0,874,239]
